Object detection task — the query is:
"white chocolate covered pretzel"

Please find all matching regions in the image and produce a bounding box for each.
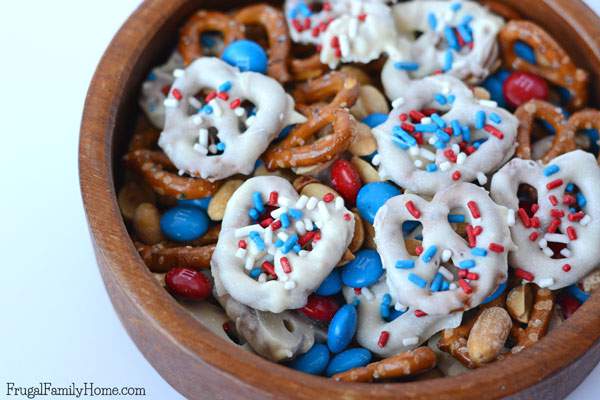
[374,182,512,315]
[159,57,305,181]
[343,280,463,357]
[490,150,600,289]
[373,75,518,196]
[211,176,354,313]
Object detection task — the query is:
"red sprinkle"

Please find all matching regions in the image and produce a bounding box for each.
[311,27,320,37]
[323,2,332,11]
[343,213,352,221]
[488,243,504,253]
[171,88,182,100]
[261,261,276,277]
[280,257,292,273]
[458,269,468,278]
[377,331,390,348]
[452,171,462,181]
[415,245,424,256]
[444,149,457,163]
[467,201,481,219]
[229,98,241,109]
[357,13,367,22]
[291,19,303,32]
[414,310,428,317]
[458,279,473,294]
[514,268,534,281]
[271,220,282,231]
[466,225,477,248]
[260,217,274,228]
[568,211,585,222]
[299,231,316,247]
[330,36,340,48]
[466,272,479,280]
[483,124,504,139]
[563,194,576,206]
[354,288,362,295]
[547,219,561,233]
[217,92,229,100]
[529,231,539,241]
[268,191,279,206]
[205,91,217,102]
[548,195,558,206]
[238,240,247,249]
[472,226,483,236]
[323,193,335,203]
[563,264,572,272]
[567,226,577,241]
[518,208,531,228]
[334,48,342,58]
[405,200,421,218]
[401,122,415,133]
[550,209,565,218]
[530,217,540,228]
[303,17,311,30]
[399,113,408,121]
[531,204,540,214]
[546,179,564,190]
[409,110,425,122]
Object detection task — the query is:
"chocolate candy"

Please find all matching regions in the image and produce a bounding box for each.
[289,343,330,375]
[330,159,363,205]
[341,249,384,288]
[356,182,401,224]
[160,205,210,242]
[362,113,388,128]
[503,71,549,108]
[315,269,343,296]
[165,268,212,300]
[222,39,268,74]
[325,347,372,376]
[327,304,358,353]
[299,294,340,322]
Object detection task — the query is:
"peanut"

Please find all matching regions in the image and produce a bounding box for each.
[133,203,163,245]
[349,123,378,157]
[506,284,534,323]
[300,183,340,200]
[350,156,381,183]
[207,179,244,221]
[467,307,512,364]
[348,211,364,253]
[350,85,389,121]
[118,180,156,220]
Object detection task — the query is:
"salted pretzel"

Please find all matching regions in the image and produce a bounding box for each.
[137,242,215,272]
[499,20,589,110]
[263,72,360,170]
[123,149,220,199]
[567,109,600,163]
[332,347,437,383]
[514,100,576,163]
[234,4,292,83]
[179,11,244,65]
[290,53,327,81]
[510,286,555,353]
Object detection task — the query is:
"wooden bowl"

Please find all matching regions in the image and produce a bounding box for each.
[79,1,600,398]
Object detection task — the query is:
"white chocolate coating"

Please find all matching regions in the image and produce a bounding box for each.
[343,280,463,357]
[139,51,184,129]
[374,182,512,315]
[490,150,600,289]
[387,0,503,84]
[212,176,355,313]
[159,57,305,181]
[213,273,316,361]
[373,75,518,196]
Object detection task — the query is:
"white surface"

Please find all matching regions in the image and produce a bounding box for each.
[0,0,598,399]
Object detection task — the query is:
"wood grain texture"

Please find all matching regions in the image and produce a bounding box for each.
[79,1,600,398]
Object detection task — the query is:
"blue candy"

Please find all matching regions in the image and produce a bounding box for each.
[362,113,388,128]
[160,206,209,242]
[289,344,330,375]
[316,269,343,296]
[325,348,372,377]
[481,281,507,305]
[356,182,402,224]
[222,40,268,74]
[566,284,590,303]
[341,250,383,288]
[514,41,536,65]
[482,69,510,108]
[327,304,358,353]
[177,197,211,210]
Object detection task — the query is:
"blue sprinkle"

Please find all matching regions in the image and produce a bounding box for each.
[248,208,259,220]
[461,14,474,25]
[434,94,447,105]
[447,94,456,104]
[249,267,262,279]
[249,231,265,251]
[471,247,488,257]
[577,192,587,208]
[451,2,462,12]
[443,50,454,71]
[473,138,487,148]
[252,192,264,213]
[414,123,438,132]
[280,213,291,229]
[380,294,392,319]
[201,105,213,114]
[293,244,302,253]
[218,81,232,92]
[433,139,447,150]
[444,26,459,50]
[451,120,462,136]
[543,164,560,176]
[391,136,410,150]
[298,3,311,17]
[475,110,486,129]
[289,208,303,220]
[389,308,406,320]
[428,12,438,30]
[435,129,451,143]
[462,125,471,142]
[570,207,577,213]
[566,183,575,192]
[448,214,465,223]
[442,280,450,291]
[393,126,417,146]
[459,259,476,269]
[274,239,284,248]
[426,163,438,172]
[489,112,502,124]
[457,24,472,43]
[431,113,446,128]
[282,234,298,254]
[408,273,427,288]
[431,273,444,292]
[216,142,226,151]
[422,245,438,262]
[147,72,157,81]
[395,259,415,269]
[394,61,420,71]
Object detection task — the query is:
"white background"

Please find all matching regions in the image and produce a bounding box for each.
[0,1,598,399]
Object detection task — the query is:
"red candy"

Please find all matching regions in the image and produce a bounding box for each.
[165,268,212,300]
[330,159,362,205]
[503,71,549,108]
[557,292,581,319]
[299,294,340,322]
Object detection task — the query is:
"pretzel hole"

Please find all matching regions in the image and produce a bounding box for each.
[199,31,224,55]
[187,87,215,115]
[242,24,269,49]
[283,319,295,333]
[308,1,325,13]
[291,43,320,60]
[222,321,245,345]
[237,100,258,131]
[205,127,224,156]
[517,184,538,217]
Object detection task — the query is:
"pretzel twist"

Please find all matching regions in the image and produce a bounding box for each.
[566,109,600,163]
[234,4,291,83]
[123,149,220,199]
[263,73,360,169]
[499,20,589,110]
[510,286,555,353]
[137,242,215,273]
[333,347,437,383]
[514,100,576,163]
[290,53,328,81]
[179,11,244,65]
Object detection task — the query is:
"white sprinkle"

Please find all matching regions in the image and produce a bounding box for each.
[258,273,267,283]
[299,250,309,257]
[235,248,247,259]
[271,207,288,219]
[439,161,451,171]
[278,196,292,207]
[449,283,458,290]
[235,225,263,238]
[264,227,273,245]
[210,99,223,117]
[537,278,555,288]
[295,220,306,235]
[402,336,419,346]
[409,146,420,156]
[361,287,374,301]
[303,218,314,231]
[234,107,245,117]
[348,18,359,38]
[173,68,185,78]
[420,148,436,161]
[339,34,350,57]
[208,144,217,154]
[315,220,324,229]
[178,169,185,176]
[267,246,277,256]
[476,172,487,185]
[193,143,208,155]
[306,197,318,210]
[163,98,178,108]
[456,152,467,164]
[394,302,408,312]
[392,97,405,108]
[438,266,454,281]
[371,154,381,166]
[441,249,452,262]
[277,231,289,242]
[421,117,432,125]
[246,115,256,126]
[244,256,255,271]
[318,201,331,221]
[414,159,424,168]
[284,280,296,290]
[560,248,572,257]
[542,247,554,257]
[199,128,209,147]
[188,97,202,110]
[428,137,437,146]
[581,215,591,226]
[335,196,345,210]
[192,115,203,125]
[479,99,498,107]
[544,233,569,244]
[507,209,516,226]
[295,195,309,210]
[538,239,548,249]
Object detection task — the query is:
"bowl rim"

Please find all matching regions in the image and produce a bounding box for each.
[79,0,600,398]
